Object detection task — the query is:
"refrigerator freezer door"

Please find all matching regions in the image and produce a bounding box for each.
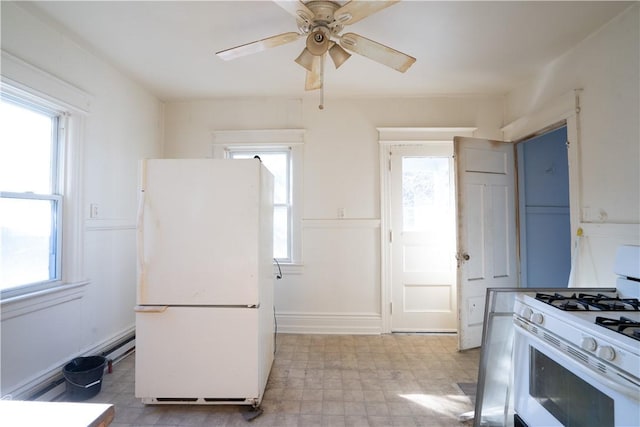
[135,306,274,403]
[137,159,273,306]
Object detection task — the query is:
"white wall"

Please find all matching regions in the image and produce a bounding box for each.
[1,3,163,397]
[505,4,640,285]
[164,95,504,333]
[2,0,635,396]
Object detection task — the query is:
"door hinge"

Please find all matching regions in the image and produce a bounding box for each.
[390,302,393,314]
[389,230,393,242]
[389,158,392,171]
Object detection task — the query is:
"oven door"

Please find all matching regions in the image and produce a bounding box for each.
[513,323,639,427]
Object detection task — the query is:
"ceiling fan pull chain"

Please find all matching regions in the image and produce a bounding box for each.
[319,54,325,110]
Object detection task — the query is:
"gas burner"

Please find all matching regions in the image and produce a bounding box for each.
[596,316,640,341]
[578,293,639,311]
[535,292,640,311]
[535,293,588,311]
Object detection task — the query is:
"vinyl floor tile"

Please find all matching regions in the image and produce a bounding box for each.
[61,333,478,426]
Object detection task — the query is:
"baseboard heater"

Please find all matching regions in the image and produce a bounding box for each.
[25,333,135,402]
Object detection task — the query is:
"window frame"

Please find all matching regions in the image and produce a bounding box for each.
[1,95,66,296]
[212,129,304,268]
[227,147,293,262]
[1,51,90,301]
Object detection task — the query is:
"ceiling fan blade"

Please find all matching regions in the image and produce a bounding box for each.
[340,32,415,72]
[216,32,301,61]
[273,0,313,24]
[334,0,400,26]
[305,55,322,91]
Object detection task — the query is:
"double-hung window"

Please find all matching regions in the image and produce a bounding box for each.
[0,95,63,294]
[212,129,303,267]
[228,148,292,262]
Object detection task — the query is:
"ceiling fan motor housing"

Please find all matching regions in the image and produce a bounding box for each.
[298,3,344,34]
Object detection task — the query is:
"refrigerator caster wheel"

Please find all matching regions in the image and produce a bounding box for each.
[241,405,263,422]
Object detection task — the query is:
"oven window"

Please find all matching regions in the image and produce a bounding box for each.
[530,348,614,426]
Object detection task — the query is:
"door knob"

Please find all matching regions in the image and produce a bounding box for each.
[456,252,470,267]
[456,252,470,260]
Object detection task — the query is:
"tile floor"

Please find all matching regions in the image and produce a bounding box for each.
[74,333,480,426]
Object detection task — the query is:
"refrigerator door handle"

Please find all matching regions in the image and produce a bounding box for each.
[135,305,168,313]
[136,162,146,282]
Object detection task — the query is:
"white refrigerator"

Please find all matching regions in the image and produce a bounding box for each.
[134,159,274,406]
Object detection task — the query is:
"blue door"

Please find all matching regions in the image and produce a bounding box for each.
[517,126,571,287]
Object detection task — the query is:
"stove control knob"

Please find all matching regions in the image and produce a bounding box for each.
[531,312,544,325]
[596,346,616,361]
[581,337,597,352]
[521,307,533,320]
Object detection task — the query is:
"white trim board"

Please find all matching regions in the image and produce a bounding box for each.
[504,89,583,245]
[303,219,380,229]
[1,50,92,115]
[275,312,382,335]
[502,89,579,142]
[211,129,305,145]
[378,127,471,334]
[7,327,135,401]
[377,127,477,142]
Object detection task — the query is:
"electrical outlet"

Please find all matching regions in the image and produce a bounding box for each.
[90,203,100,219]
[468,297,484,326]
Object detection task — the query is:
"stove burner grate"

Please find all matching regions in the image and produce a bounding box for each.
[596,316,640,341]
[535,292,640,311]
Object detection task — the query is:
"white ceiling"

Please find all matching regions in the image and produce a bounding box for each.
[28,1,632,101]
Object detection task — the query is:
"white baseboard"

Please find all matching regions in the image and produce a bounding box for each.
[8,326,135,401]
[275,312,382,335]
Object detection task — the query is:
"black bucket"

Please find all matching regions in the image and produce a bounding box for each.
[62,356,107,401]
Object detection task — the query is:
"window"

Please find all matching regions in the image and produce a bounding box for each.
[212,129,304,266]
[1,52,90,302]
[0,96,63,293]
[228,149,291,260]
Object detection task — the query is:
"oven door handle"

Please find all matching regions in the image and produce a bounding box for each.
[515,323,640,400]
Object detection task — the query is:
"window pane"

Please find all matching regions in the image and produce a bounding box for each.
[258,153,288,204]
[228,150,291,260]
[402,157,452,232]
[0,100,55,193]
[231,152,289,204]
[273,206,289,260]
[0,198,57,290]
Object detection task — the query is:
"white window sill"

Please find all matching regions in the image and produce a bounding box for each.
[275,263,304,276]
[1,281,88,321]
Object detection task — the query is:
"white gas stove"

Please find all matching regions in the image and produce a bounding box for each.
[513,245,640,427]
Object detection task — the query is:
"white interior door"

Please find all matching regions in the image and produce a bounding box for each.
[390,144,457,332]
[454,137,518,350]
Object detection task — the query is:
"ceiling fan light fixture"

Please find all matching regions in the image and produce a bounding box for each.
[295,48,315,72]
[306,29,330,56]
[328,43,351,69]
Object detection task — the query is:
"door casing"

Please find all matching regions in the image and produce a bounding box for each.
[378,127,476,334]
[378,91,581,341]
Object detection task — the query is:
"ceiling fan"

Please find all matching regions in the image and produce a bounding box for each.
[216,0,416,105]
